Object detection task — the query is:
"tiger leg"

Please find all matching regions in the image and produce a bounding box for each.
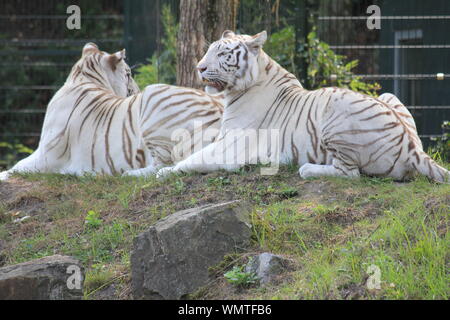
[0,151,43,181]
[299,157,360,179]
[123,165,159,177]
[378,93,417,127]
[157,134,249,178]
[377,93,422,149]
[0,171,10,181]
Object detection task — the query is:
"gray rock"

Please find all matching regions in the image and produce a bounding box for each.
[131,201,252,300]
[0,255,84,300]
[245,253,291,285]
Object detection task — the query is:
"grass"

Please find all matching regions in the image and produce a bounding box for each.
[244,175,449,300]
[0,165,448,300]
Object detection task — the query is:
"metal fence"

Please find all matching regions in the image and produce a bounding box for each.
[314,0,450,146]
[0,0,125,149]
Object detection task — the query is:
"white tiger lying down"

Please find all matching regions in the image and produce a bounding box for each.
[0,43,223,181]
[155,30,449,182]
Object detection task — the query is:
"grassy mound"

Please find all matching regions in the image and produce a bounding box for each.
[0,165,448,300]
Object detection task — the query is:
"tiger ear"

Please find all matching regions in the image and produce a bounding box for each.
[82,42,99,56]
[245,31,267,55]
[107,49,126,71]
[221,30,235,39]
[119,49,126,60]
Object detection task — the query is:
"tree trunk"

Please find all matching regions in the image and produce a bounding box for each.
[204,0,239,45]
[176,0,239,89]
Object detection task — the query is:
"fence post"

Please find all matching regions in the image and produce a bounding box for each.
[122,0,159,68]
[295,0,309,88]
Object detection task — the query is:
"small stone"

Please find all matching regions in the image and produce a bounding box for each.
[245,253,292,285]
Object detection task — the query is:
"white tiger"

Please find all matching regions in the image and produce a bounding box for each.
[156,30,449,183]
[0,43,223,180]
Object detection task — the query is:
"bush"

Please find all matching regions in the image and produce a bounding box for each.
[265,26,381,96]
[264,26,298,76]
[305,28,380,96]
[224,265,258,288]
[428,121,450,162]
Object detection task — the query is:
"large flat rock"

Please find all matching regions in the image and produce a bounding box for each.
[131,201,252,300]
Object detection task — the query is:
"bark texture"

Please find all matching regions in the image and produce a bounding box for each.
[176,0,239,88]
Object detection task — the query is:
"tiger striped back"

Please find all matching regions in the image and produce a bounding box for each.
[140,84,223,166]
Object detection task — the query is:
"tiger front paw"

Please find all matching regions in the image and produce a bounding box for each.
[123,166,157,178]
[298,163,319,179]
[156,166,178,179]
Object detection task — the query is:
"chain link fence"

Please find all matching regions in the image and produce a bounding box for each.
[0,0,124,150]
[315,0,450,146]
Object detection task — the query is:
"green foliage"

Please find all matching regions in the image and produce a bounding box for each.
[172,178,186,195]
[134,5,178,89]
[264,26,297,76]
[304,28,381,95]
[157,4,178,84]
[428,121,450,162]
[265,26,381,96]
[312,204,338,216]
[277,187,299,199]
[84,265,115,297]
[134,55,159,88]
[85,210,102,229]
[207,176,232,187]
[0,141,33,170]
[224,265,259,287]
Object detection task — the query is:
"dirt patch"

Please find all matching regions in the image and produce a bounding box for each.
[339,282,368,300]
[319,206,379,226]
[6,194,45,215]
[132,172,335,216]
[0,178,38,205]
[424,195,450,214]
[0,170,341,228]
[424,195,450,237]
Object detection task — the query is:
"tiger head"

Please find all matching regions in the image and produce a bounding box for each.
[70,43,140,97]
[197,30,267,94]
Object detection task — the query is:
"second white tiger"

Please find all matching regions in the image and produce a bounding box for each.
[0,43,223,180]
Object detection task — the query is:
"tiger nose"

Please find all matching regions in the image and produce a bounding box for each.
[197,66,207,73]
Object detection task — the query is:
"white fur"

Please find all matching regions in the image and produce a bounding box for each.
[1,45,223,180]
[157,31,449,183]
